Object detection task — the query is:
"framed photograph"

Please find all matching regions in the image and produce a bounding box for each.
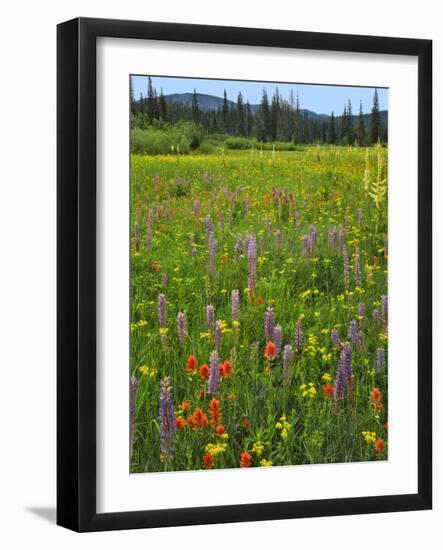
[57,17,432,532]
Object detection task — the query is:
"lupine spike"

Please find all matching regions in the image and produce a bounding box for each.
[206,304,215,333]
[208,350,220,394]
[273,325,282,357]
[231,289,240,321]
[158,294,167,328]
[159,377,176,461]
[177,312,186,343]
[294,316,304,353]
[264,307,275,341]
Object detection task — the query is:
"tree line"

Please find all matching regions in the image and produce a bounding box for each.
[131,77,387,145]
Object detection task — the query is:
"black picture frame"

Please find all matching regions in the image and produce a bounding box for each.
[57,17,432,532]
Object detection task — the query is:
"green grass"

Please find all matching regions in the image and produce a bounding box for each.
[130,145,388,472]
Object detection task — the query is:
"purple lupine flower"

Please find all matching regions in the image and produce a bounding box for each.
[231,289,240,321]
[354,249,362,287]
[283,345,294,388]
[358,302,366,318]
[330,328,341,348]
[158,294,167,328]
[273,325,282,357]
[159,376,176,461]
[264,307,275,341]
[268,221,273,235]
[381,295,388,327]
[208,350,220,394]
[193,200,201,217]
[348,319,363,350]
[259,236,265,254]
[372,308,381,325]
[302,235,309,256]
[215,320,222,349]
[376,348,385,372]
[204,215,213,239]
[275,230,282,251]
[333,342,352,401]
[329,225,338,249]
[308,225,317,254]
[206,304,215,333]
[134,221,140,251]
[338,228,345,255]
[234,237,242,254]
[343,245,350,286]
[177,312,186,343]
[247,234,257,292]
[294,316,304,353]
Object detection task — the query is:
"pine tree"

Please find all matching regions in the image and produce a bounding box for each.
[191,89,200,123]
[159,88,168,121]
[328,111,337,144]
[259,88,271,141]
[370,88,381,144]
[357,100,366,146]
[237,92,245,135]
[347,100,354,145]
[222,89,229,134]
[147,77,159,121]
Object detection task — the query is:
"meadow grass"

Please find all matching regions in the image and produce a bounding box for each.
[130,146,388,472]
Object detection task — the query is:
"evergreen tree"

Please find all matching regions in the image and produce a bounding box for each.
[347,100,354,144]
[191,89,200,123]
[328,111,337,144]
[370,88,381,144]
[237,92,245,135]
[357,100,366,146]
[159,88,168,121]
[259,89,271,141]
[147,77,159,121]
[222,89,229,133]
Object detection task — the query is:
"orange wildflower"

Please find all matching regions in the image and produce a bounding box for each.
[242,418,249,428]
[257,297,262,305]
[220,360,233,378]
[181,400,192,412]
[264,341,277,361]
[202,452,214,469]
[190,408,208,430]
[175,416,186,430]
[371,387,382,404]
[375,438,385,455]
[209,398,222,427]
[186,354,197,374]
[240,451,252,468]
[323,383,334,398]
[215,424,225,435]
[199,363,210,380]
[150,261,161,271]
[228,393,236,402]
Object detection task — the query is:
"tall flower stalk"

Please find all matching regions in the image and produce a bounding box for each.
[159,377,176,461]
[208,350,220,394]
[247,234,257,292]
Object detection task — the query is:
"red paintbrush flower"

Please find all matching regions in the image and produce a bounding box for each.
[202,452,214,469]
[264,341,277,361]
[240,451,252,468]
[220,360,233,378]
[323,383,334,398]
[186,354,197,374]
[209,398,222,427]
[199,363,210,380]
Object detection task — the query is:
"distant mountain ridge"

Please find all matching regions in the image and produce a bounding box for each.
[162,92,331,120]
[133,91,387,128]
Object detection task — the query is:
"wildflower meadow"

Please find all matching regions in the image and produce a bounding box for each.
[129,77,388,473]
[129,143,388,473]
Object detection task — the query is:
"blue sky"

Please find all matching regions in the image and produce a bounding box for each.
[131,75,388,116]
